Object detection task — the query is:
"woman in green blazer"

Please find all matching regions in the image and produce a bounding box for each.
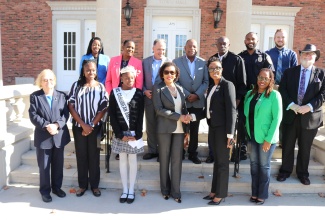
[244,68,282,205]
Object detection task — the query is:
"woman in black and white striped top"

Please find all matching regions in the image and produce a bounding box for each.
[68,59,108,198]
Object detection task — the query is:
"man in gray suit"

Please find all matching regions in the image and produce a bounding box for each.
[142,39,171,160]
[173,39,209,164]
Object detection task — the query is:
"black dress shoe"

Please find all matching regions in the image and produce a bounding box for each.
[76,188,87,197]
[115,154,120,160]
[127,194,135,204]
[208,198,225,205]
[119,193,128,203]
[143,153,158,160]
[188,156,201,164]
[174,197,182,203]
[42,194,52,203]
[249,197,257,202]
[92,188,101,197]
[203,195,214,200]
[276,173,289,182]
[52,188,66,198]
[298,176,310,185]
[162,194,170,200]
[205,156,214,163]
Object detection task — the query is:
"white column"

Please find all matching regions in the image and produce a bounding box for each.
[226,0,252,54]
[96,0,122,58]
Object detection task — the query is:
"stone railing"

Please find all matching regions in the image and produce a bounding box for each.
[0,84,38,188]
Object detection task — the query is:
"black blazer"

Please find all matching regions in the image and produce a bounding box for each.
[152,81,189,134]
[29,89,71,149]
[206,77,237,135]
[279,65,325,129]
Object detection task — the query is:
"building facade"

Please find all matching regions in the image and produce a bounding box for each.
[1,0,324,91]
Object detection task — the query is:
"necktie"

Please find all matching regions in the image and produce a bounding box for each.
[276,50,282,84]
[297,69,307,105]
[46,96,53,109]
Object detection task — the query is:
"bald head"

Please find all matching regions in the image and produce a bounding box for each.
[216,36,230,55]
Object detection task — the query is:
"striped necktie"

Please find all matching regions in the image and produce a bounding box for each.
[276,50,283,84]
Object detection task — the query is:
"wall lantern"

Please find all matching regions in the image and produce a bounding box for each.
[123,0,133,26]
[212,2,223,29]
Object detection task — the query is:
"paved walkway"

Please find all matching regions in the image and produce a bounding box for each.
[1,184,324,219]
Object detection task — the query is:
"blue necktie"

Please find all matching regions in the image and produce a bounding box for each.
[297,69,307,105]
[46,96,53,109]
[276,50,283,84]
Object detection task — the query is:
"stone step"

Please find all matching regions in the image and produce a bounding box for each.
[9,163,325,194]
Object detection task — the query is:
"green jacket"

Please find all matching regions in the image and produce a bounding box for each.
[244,90,282,144]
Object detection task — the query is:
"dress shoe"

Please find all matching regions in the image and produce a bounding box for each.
[115,154,120,160]
[205,156,214,163]
[52,188,66,198]
[92,188,101,197]
[298,176,310,185]
[162,194,170,200]
[127,193,135,204]
[143,153,158,160]
[76,188,87,197]
[203,195,214,200]
[188,156,201,164]
[256,199,265,205]
[42,194,52,203]
[120,193,128,203]
[249,197,257,202]
[208,198,225,205]
[174,197,182,203]
[276,173,289,182]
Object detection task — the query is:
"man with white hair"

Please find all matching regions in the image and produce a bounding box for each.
[277,44,325,185]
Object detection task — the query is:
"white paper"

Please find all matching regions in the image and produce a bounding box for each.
[128,138,144,149]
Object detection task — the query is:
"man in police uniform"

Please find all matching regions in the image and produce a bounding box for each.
[239,32,274,91]
[238,32,274,160]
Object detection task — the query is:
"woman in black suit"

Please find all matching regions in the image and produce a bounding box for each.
[29,69,71,203]
[152,62,191,203]
[203,57,236,205]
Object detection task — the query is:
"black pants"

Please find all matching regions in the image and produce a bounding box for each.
[73,125,101,189]
[187,107,203,157]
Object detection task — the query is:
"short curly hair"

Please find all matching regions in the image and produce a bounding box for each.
[35,69,56,88]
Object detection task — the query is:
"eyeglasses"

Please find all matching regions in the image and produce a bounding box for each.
[42,79,54,82]
[257,76,270,82]
[208,67,222,72]
[163,70,176,75]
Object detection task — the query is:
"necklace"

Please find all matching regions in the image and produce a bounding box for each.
[167,85,177,97]
[122,59,129,68]
[256,93,262,101]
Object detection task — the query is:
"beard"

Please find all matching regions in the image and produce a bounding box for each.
[300,58,314,68]
[245,43,256,51]
[275,42,284,49]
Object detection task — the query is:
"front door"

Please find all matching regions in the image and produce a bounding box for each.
[152,17,192,60]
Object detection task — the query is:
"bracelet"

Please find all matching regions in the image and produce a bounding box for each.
[89,122,95,128]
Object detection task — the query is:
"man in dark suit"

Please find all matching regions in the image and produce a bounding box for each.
[142,39,171,160]
[173,39,209,164]
[29,69,71,202]
[277,44,325,185]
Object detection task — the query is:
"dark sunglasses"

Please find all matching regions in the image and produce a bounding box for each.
[163,70,176,75]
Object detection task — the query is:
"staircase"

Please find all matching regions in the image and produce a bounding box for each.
[8,119,325,194]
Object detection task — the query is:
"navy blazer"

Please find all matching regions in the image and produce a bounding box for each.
[152,81,189,134]
[279,65,325,129]
[29,89,71,149]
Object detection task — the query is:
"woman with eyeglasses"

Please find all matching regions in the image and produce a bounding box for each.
[152,62,193,203]
[202,56,236,205]
[244,68,282,205]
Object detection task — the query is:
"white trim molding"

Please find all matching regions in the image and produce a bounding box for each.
[252,5,302,17]
[46,1,96,12]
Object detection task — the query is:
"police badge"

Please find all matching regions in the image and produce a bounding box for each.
[258,55,262,62]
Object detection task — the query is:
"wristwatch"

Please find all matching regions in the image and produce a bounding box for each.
[89,122,95,128]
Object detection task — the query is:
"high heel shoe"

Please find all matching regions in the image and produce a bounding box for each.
[249,197,257,203]
[203,194,215,200]
[256,199,264,205]
[162,194,170,200]
[207,198,225,205]
[174,198,182,203]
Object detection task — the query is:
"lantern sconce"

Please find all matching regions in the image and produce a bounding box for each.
[123,0,133,26]
[212,2,223,29]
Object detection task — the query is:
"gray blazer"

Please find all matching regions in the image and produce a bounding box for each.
[173,55,209,108]
[152,81,189,134]
[142,56,171,92]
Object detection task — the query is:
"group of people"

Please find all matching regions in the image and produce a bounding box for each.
[29,29,325,206]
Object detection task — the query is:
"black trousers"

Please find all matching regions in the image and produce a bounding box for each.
[73,125,101,189]
[209,126,230,198]
[36,146,64,196]
[187,107,203,157]
[280,116,318,178]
